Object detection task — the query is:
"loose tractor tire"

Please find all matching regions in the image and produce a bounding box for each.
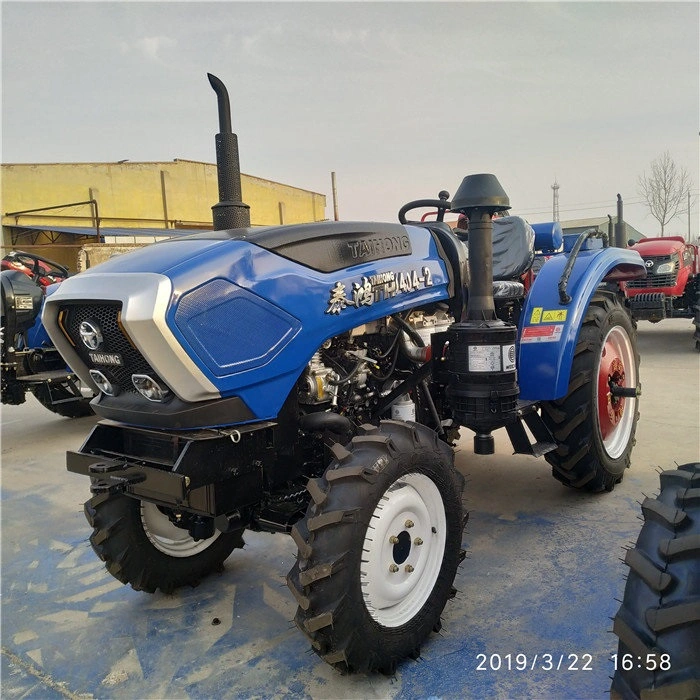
[611,463,700,699]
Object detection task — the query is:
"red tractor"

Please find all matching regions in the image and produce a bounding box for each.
[621,236,700,350]
[1,250,69,290]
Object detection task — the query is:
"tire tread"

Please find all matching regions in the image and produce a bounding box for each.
[611,463,700,698]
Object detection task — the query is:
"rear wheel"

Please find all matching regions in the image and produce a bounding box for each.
[287,421,466,674]
[611,463,700,699]
[84,491,243,593]
[541,292,640,492]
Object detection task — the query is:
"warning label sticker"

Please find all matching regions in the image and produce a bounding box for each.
[530,307,543,324]
[542,309,568,322]
[530,307,567,324]
[521,324,564,344]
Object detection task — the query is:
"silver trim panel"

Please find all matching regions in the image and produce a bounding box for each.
[43,273,220,402]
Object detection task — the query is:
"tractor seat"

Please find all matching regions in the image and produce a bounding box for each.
[418,217,534,302]
[492,216,535,281]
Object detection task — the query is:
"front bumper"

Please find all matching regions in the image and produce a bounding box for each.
[67,420,275,517]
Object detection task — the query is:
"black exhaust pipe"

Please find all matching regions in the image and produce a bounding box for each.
[207,73,250,231]
[614,193,625,248]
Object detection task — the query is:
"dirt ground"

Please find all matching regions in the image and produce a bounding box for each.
[2,318,698,699]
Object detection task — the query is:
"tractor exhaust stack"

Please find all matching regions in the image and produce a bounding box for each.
[208,73,250,231]
[615,194,625,248]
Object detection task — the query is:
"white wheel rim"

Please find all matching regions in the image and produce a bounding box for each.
[141,502,220,558]
[361,472,447,627]
[595,325,637,459]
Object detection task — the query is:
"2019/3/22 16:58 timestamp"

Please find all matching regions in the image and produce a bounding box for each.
[475,653,672,672]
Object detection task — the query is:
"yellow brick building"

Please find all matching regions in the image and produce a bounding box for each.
[1,160,327,270]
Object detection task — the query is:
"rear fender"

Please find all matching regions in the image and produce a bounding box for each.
[518,247,644,401]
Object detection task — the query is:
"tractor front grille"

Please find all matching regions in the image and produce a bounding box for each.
[627,273,678,289]
[626,255,678,289]
[59,302,162,395]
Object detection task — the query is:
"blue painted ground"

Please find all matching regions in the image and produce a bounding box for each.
[2,320,698,699]
[0,430,646,700]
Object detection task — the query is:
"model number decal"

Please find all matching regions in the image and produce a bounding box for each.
[325,267,434,315]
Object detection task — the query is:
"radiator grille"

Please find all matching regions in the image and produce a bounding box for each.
[60,303,161,394]
[626,256,678,289]
[626,273,677,289]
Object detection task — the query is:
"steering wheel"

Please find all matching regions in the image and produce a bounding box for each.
[398,191,452,224]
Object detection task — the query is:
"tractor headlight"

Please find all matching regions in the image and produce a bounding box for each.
[132,374,170,402]
[655,261,676,274]
[89,369,117,396]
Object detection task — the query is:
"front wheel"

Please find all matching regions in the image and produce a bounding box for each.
[84,491,244,593]
[541,292,640,492]
[287,421,466,674]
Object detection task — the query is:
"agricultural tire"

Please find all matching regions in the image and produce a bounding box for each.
[611,463,700,699]
[84,490,243,593]
[541,291,640,492]
[287,420,466,674]
[32,380,94,418]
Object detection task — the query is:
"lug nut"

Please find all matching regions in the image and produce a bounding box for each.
[405,519,414,528]
[414,537,423,546]
[389,535,399,544]
[405,564,414,573]
[389,564,399,573]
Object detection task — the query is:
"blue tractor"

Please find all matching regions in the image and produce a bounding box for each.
[1,253,95,417]
[42,76,646,674]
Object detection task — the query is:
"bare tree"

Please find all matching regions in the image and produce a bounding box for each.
[638,151,692,236]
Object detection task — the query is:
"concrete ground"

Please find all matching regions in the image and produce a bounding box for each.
[2,318,698,700]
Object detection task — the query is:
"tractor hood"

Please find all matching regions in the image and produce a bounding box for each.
[82,221,417,277]
[42,221,451,426]
[631,236,686,256]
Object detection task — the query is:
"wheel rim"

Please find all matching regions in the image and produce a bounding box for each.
[596,325,637,459]
[141,502,220,558]
[360,472,447,627]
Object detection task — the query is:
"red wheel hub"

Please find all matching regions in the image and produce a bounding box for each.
[598,342,626,439]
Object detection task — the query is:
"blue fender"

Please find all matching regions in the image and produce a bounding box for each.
[24,283,60,349]
[518,247,644,401]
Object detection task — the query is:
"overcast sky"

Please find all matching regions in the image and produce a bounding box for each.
[2,1,698,236]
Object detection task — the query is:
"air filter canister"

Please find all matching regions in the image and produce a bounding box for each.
[445,320,519,432]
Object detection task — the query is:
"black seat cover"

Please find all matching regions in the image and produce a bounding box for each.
[492,216,535,280]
